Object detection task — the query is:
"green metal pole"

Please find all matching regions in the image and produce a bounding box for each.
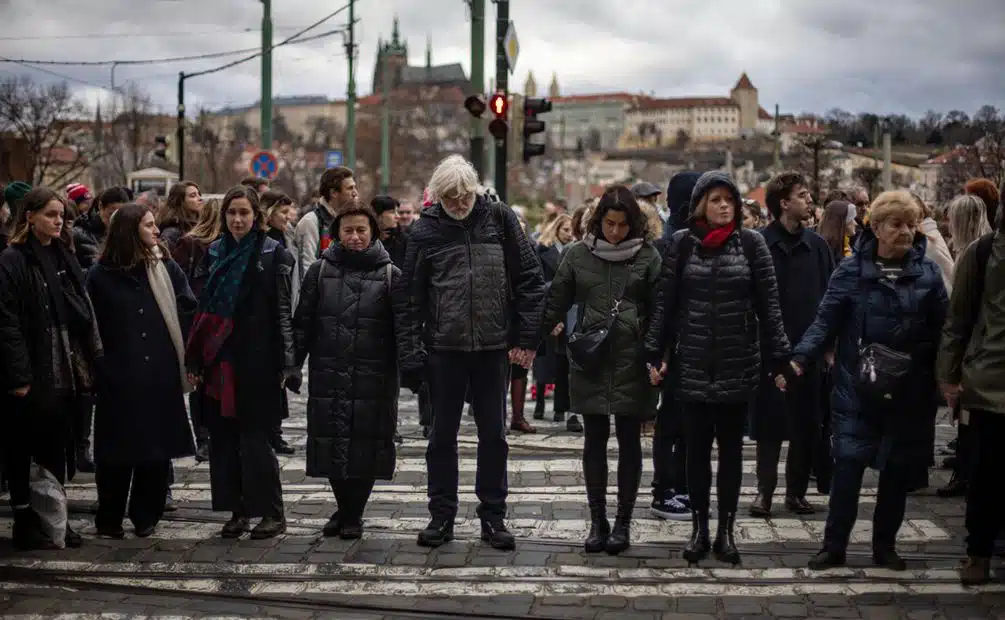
[260,0,273,149]
[345,0,356,168]
[469,0,485,179]
[177,72,185,180]
[380,51,390,193]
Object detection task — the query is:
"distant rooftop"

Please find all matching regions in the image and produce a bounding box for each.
[214,95,343,115]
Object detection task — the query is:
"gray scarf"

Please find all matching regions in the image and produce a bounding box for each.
[583,233,644,262]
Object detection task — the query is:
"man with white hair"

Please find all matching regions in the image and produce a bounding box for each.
[394,154,546,550]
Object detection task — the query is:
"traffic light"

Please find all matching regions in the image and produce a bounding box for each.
[488,92,509,141]
[523,97,552,162]
[464,94,487,118]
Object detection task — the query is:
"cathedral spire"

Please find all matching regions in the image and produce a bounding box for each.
[426,34,432,69]
[392,16,401,46]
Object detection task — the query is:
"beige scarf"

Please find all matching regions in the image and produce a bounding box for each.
[147,246,193,393]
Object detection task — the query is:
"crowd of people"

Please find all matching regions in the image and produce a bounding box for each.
[0,155,1002,586]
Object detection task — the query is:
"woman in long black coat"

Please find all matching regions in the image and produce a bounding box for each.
[294,202,400,540]
[185,185,298,540]
[86,205,197,538]
[0,188,103,550]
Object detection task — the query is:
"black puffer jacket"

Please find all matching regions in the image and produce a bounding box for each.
[294,240,399,480]
[72,211,106,269]
[645,171,790,404]
[394,196,545,372]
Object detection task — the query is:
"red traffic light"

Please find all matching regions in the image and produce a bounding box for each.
[464,94,487,118]
[489,93,508,118]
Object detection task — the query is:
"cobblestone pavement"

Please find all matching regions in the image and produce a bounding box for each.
[1,381,1003,620]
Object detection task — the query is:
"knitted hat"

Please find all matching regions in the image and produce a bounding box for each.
[3,181,31,208]
[66,183,92,204]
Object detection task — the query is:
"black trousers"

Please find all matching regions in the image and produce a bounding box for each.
[553,354,570,415]
[330,477,375,523]
[95,460,170,531]
[965,409,1005,558]
[583,415,642,514]
[207,417,284,519]
[189,392,208,445]
[824,456,908,553]
[652,391,687,496]
[4,396,72,507]
[953,420,973,481]
[683,402,747,517]
[426,350,509,522]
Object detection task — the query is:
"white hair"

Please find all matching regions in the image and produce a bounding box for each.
[427,155,481,202]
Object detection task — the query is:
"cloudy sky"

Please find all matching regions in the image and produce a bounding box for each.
[1,0,1003,118]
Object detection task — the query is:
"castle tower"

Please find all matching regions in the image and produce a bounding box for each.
[730,72,759,136]
[523,71,537,98]
[548,72,560,98]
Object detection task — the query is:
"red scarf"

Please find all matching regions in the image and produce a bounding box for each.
[693,219,736,248]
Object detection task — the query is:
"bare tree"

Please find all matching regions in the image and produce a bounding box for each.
[0,75,92,186]
[189,109,243,192]
[90,82,159,187]
[935,105,1005,203]
[853,166,883,198]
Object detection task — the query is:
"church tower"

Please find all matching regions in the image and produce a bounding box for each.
[523,71,537,98]
[730,72,759,136]
[372,16,409,94]
[548,72,560,98]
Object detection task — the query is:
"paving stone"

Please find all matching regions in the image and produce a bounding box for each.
[769,603,810,618]
[590,595,629,609]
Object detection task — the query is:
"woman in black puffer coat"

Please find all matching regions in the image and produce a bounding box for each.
[644,171,790,566]
[294,201,400,541]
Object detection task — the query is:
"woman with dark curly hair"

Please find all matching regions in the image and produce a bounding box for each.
[542,185,661,556]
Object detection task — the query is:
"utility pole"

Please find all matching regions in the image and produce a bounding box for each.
[260,0,273,149]
[469,0,485,180]
[345,0,356,168]
[882,130,893,190]
[493,0,509,203]
[380,51,391,193]
[177,72,185,180]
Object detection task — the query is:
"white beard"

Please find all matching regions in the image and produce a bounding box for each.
[444,205,474,220]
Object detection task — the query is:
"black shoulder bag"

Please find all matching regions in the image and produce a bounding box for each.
[566,261,631,374]
[855,281,912,406]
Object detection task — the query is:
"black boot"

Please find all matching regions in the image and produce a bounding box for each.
[712,512,740,565]
[12,507,52,551]
[606,499,633,555]
[584,493,609,553]
[682,510,711,565]
[76,444,95,474]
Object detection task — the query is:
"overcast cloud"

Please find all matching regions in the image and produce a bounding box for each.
[1,0,1003,118]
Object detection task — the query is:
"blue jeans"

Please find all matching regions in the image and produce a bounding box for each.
[823,456,908,553]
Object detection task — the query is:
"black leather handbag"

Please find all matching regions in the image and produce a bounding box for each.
[854,290,912,405]
[566,264,630,374]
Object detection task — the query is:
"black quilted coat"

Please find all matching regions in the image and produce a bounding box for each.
[644,171,790,404]
[293,240,400,481]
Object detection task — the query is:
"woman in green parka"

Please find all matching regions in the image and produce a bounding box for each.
[543,185,661,556]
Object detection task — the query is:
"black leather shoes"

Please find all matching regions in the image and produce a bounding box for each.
[481,520,516,550]
[340,519,364,540]
[712,513,740,565]
[417,519,454,548]
[873,548,906,571]
[749,493,772,518]
[250,516,287,539]
[322,512,342,537]
[785,496,816,515]
[584,518,610,553]
[221,514,250,539]
[808,549,846,570]
[605,518,631,555]
[682,511,711,565]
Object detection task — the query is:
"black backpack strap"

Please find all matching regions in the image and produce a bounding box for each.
[672,232,696,319]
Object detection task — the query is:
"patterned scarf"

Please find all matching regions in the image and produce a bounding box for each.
[185,230,260,418]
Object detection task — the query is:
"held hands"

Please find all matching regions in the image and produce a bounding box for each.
[551,322,564,337]
[774,361,803,393]
[647,361,667,386]
[940,383,962,409]
[9,385,30,397]
[186,372,202,388]
[509,348,537,369]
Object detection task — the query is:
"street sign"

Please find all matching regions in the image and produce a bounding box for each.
[325,150,344,168]
[503,20,519,74]
[250,150,279,179]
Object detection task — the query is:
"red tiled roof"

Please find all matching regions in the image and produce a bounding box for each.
[783,122,825,135]
[551,93,642,104]
[630,97,737,111]
[733,73,756,91]
[758,107,772,120]
[925,147,967,165]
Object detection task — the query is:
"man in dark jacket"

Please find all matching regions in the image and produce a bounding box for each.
[371,194,408,267]
[394,155,545,551]
[750,172,835,518]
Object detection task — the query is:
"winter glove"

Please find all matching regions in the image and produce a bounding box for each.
[282,366,303,394]
[401,368,425,394]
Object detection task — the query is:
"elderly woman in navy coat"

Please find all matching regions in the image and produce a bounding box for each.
[86,204,197,538]
[785,190,947,572]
